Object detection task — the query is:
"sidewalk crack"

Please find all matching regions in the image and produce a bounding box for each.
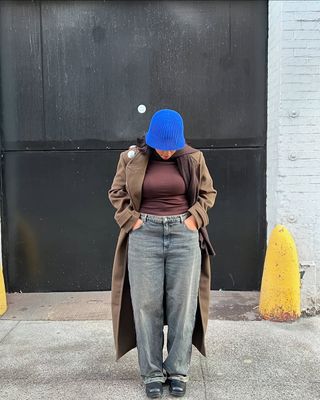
[0,320,21,344]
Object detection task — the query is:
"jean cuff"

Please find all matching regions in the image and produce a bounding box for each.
[144,376,167,384]
[166,374,189,383]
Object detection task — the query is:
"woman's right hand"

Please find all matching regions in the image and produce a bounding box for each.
[132,218,144,231]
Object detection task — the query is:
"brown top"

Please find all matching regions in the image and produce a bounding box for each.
[139,151,189,216]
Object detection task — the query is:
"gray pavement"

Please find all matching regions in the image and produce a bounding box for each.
[1,291,319,400]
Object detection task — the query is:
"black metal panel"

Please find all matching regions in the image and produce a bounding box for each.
[3,150,119,292]
[1,1,267,150]
[0,1,44,143]
[2,147,265,292]
[203,148,266,290]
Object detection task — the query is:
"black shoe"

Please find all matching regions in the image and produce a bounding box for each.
[168,379,186,397]
[145,381,163,398]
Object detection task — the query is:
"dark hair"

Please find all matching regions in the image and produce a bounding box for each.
[136,134,153,154]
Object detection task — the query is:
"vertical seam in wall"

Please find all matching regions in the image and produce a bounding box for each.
[0,4,9,289]
[39,1,46,141]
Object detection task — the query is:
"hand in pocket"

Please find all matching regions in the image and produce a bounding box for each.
[184,215,198,231]
[132,218,144,231]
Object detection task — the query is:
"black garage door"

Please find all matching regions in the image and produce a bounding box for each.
[0,0,267,292]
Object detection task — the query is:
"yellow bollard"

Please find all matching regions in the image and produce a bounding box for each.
[0,264,8,316]
[259,224,301,321]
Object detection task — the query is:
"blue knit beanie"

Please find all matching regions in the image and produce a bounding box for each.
[145,109,185,150]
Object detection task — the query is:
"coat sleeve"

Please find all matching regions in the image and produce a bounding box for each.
[108,152,141,233]
[188,151,218,229]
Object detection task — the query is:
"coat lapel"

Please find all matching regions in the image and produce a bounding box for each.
[125,150,150,211]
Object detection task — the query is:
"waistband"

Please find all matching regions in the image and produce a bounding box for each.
[140,212,190,224]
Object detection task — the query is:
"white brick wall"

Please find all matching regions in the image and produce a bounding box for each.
[267,1,320,314]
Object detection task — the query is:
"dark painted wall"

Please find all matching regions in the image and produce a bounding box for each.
[0,1,267,292]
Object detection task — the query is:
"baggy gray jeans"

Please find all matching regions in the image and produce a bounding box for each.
[127,212,201,384]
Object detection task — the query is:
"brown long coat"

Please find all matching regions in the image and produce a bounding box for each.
[108,145,217,361]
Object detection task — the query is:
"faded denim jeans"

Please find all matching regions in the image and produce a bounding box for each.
[127,212,201,385]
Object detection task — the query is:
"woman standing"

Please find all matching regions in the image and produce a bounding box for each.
[108,109,217,398]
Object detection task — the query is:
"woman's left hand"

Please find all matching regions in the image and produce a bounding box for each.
[184,215,198,231]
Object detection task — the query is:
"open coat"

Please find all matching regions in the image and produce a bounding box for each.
[108,145,217,361]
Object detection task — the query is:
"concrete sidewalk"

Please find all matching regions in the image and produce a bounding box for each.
[1,291,319,400]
